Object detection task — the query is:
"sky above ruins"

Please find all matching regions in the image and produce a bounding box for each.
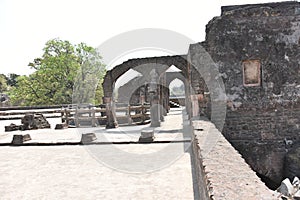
[0,0,286,75]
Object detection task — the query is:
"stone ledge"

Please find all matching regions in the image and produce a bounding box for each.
[192,119,277,199]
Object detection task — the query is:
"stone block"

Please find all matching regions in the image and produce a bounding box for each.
[139,128,154,143]
[81,133,97,144]
[5,123,22,132]
[55,123,68,130]
[23,134,31,142]
[12,134,31,145]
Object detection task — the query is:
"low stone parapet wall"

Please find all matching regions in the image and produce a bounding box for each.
[191,119,276,199]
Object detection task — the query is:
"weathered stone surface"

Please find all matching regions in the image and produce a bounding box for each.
[12,134,31,145]
[138,137,154,143]
[139,128,154,143]
[55,123,68,130]
[80,133,97,144]
[188,1,300,187]
[192,119,275,199]
[21,114,51,130]
[284,146,300,181]
[150,103,160,128]
[12,135,23,145]
[221,1,300,17]
[5,123,22,132]
[22,134,31,142]
[140,129,154,138]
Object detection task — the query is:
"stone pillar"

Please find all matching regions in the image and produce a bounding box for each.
[159,85,167,117]
[163,86,169,115]
[160,73,168,116]
[104,97,118,129]
[198,94,205,116]
[185,81,192,119]
[186,62,192,119]
[150,94,160,127]
[139,85,146,104]
[149,69,161,127]
[140,95,145,104]
[166,87,170,113]
[158,84,164,122]
[191,94,199,118]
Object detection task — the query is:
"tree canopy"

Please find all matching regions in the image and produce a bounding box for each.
[0,74,8,93]
[9,38,106,106]
[6,73,20,87]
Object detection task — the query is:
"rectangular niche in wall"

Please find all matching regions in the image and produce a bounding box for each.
[242,60,261,87]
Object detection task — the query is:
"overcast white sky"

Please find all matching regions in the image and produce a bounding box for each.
[0,0,286,75]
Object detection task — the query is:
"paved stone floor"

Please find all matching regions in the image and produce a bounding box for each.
[0,108,196,199]
[0,108,192,144]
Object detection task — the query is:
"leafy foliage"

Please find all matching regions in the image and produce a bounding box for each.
[9,38,106,106]
[0,74,8,93]
[6,73,20,87]
[72,43,106,105]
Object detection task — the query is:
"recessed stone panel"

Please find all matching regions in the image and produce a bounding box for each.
[242,60,261,87]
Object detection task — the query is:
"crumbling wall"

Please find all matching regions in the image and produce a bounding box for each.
[191,1,300,186]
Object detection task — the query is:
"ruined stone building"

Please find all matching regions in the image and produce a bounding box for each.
[199,1,300,188]
[103,1,300,188]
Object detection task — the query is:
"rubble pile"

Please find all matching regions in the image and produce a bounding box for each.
[21,113,50,130]
[277,177,300,200]
[5,114,50,132]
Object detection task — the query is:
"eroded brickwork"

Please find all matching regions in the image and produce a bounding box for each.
[193,1,300,186]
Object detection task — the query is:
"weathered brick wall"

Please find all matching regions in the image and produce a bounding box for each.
[223,107,300,185]
[190,1,300,187]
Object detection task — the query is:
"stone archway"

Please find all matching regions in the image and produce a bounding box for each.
[168,77,186,107]
[102,54,209,128]
[102,55,188,128]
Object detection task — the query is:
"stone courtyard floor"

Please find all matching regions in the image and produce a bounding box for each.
[0,108,197,199]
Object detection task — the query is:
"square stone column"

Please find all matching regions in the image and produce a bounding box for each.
[150,93,160,127]
[104,97,118,129]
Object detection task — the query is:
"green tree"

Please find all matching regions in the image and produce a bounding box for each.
[9,38,106,106]
[94,79,104,105]
[6,73,20,87]
[72,42,106,105]
[0,74,8,93]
